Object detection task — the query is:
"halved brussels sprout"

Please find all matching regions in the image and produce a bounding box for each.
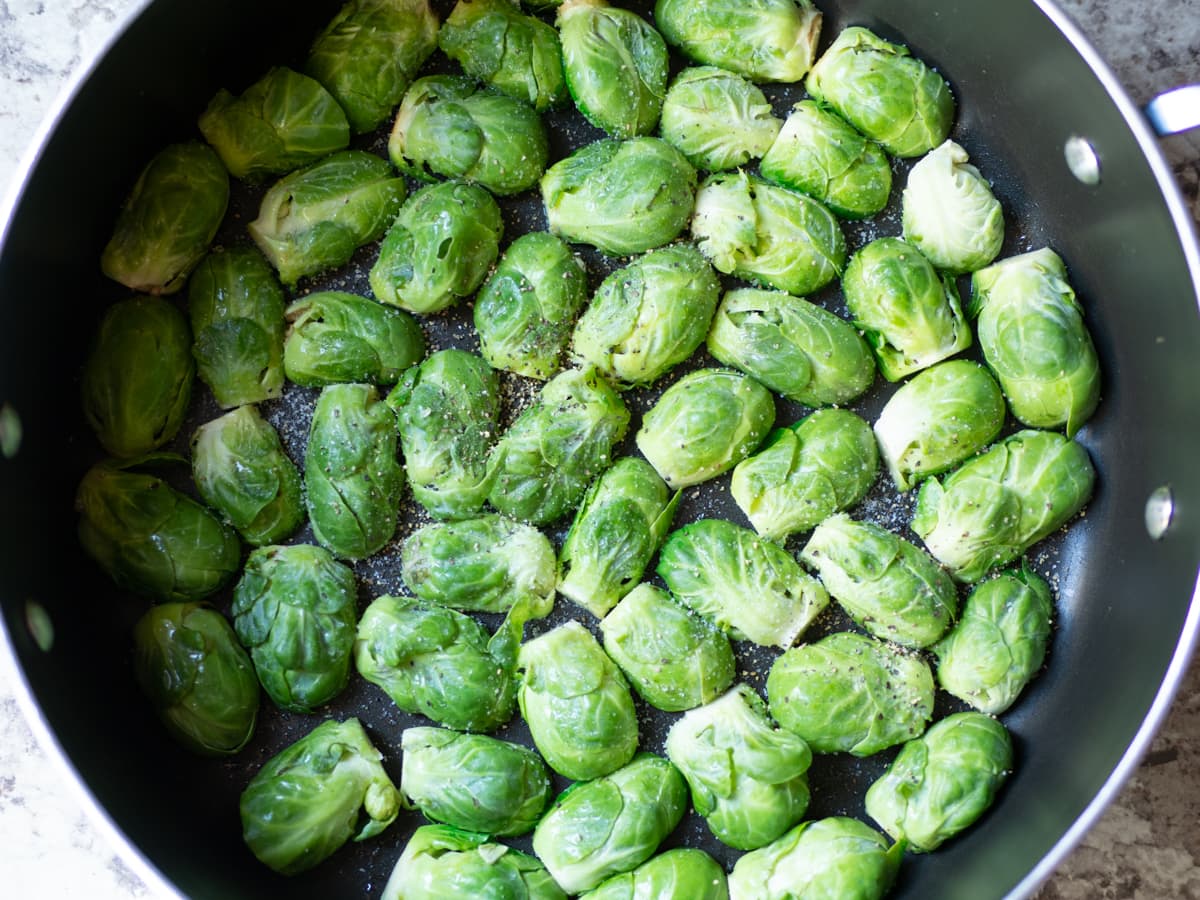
[582,848,728,900]
[659,66,782,172]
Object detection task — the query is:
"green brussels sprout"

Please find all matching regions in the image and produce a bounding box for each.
[559,458,680,618]
[865,711,1013,852]
[400,726,552,837]
[231,543,358,713]
[766,631,934,756]
[532,753,688,894]
[706,287,876,407]
[571,243,721,387]
[842,236,972,382]
[100,142,229,295]
[912,429,1096,583]
[691,171,847,296]
[654,0,823,83]
[657,519,829,649]
[933,565,1054,714]
[76,457,240,602]
[282,291,425,388]
[355,594,528,733]
[800,514,958,649]
[659,67,782,172]
[970,247,1101,437]
[582,848,729,900]
[516,620,639,781]
[541,137,697,257]
[388,349,500,520]
[731,408,879,542]
[487,366,630,525]
[401,514,557,618]
[382,825,566,900]
[557,0,669,138]
[874,358,1006,492]
[198,66,350,180]
[600,583,735,712]
[249,150,407,287]
[131,602,259,756]
[305,0,439,134]
[474,232,589,380]
[439,0,568,111]
[636,368,775,489]
[760,100,892,219]
[81,295,194,459]
[666,685,812,851]
[727,816,902,900]
[240,717,401,875]
[187,246,286,409]
[370,180,503,314]
[191,406,304,547]
[304,383,404,560]
[805,25,955,158]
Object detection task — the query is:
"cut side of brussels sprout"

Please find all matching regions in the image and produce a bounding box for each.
[659,66,783,172]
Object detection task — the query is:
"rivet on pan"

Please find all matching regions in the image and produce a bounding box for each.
[0,403,21,459]
[1145,485,1175,540]
[25,600,54,653]
[1064,136,1102,186]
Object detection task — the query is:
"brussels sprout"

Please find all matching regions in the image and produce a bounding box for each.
[474,232,589,380]
[600,583,735,712]
[805,26,955,159]
[188,246,286,409]
[934,565,1054,714]
[401,726,553,837]
[727,817,902,900]
[657,519,829,649]
[532,753,687,894]
[731,408,879,542]
[283,291,425,388]
[541,137,697,257]
[131,602,259,756]
[240,717,401,875]
[198,66,350,180]
[388,350,500,520]
[659,67,782,172]
[231,543,358,713]
[76,457,240,602]
[706,288,876,407]
[691,171,847,296]
[582,848,729,900]
[654,0,822,83]
[559,459,679,618]
[760,100,892,219]
[571,244,720,387]
[516,620,639,781]
[912,429,1096,583]
[842,236,972,382]
[249,150,407,286]
[800,514,958,649]
[558,0,669,138]
[970,247,1101,436]
[389,75,549,196]
[487,366,630,525]
[766,631,934,756]
[401,514,557,618]
[382,825,567,900]
[874,358,1006,491]
[81,295,194,459]
[370,180,503,314]
[636,368,775,489]
[865,711,1013,852]
[305,0,439,134]
[356,594,528,733]
[666,685,812,851]
[439,0,567,111]
[305,384,404,560]
[100,142,229,295]
[191,406,304,547]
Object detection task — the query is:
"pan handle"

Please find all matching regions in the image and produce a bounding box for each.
[1145,85,1200,135]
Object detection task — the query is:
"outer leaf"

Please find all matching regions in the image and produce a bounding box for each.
[659,66,782,171]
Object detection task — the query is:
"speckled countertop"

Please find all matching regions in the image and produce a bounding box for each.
[1,1,1198,898]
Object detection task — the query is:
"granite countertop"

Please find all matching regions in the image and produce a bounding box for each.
[1,2,1198,898]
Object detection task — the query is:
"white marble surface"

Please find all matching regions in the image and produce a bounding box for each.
[1,2,1198,899]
